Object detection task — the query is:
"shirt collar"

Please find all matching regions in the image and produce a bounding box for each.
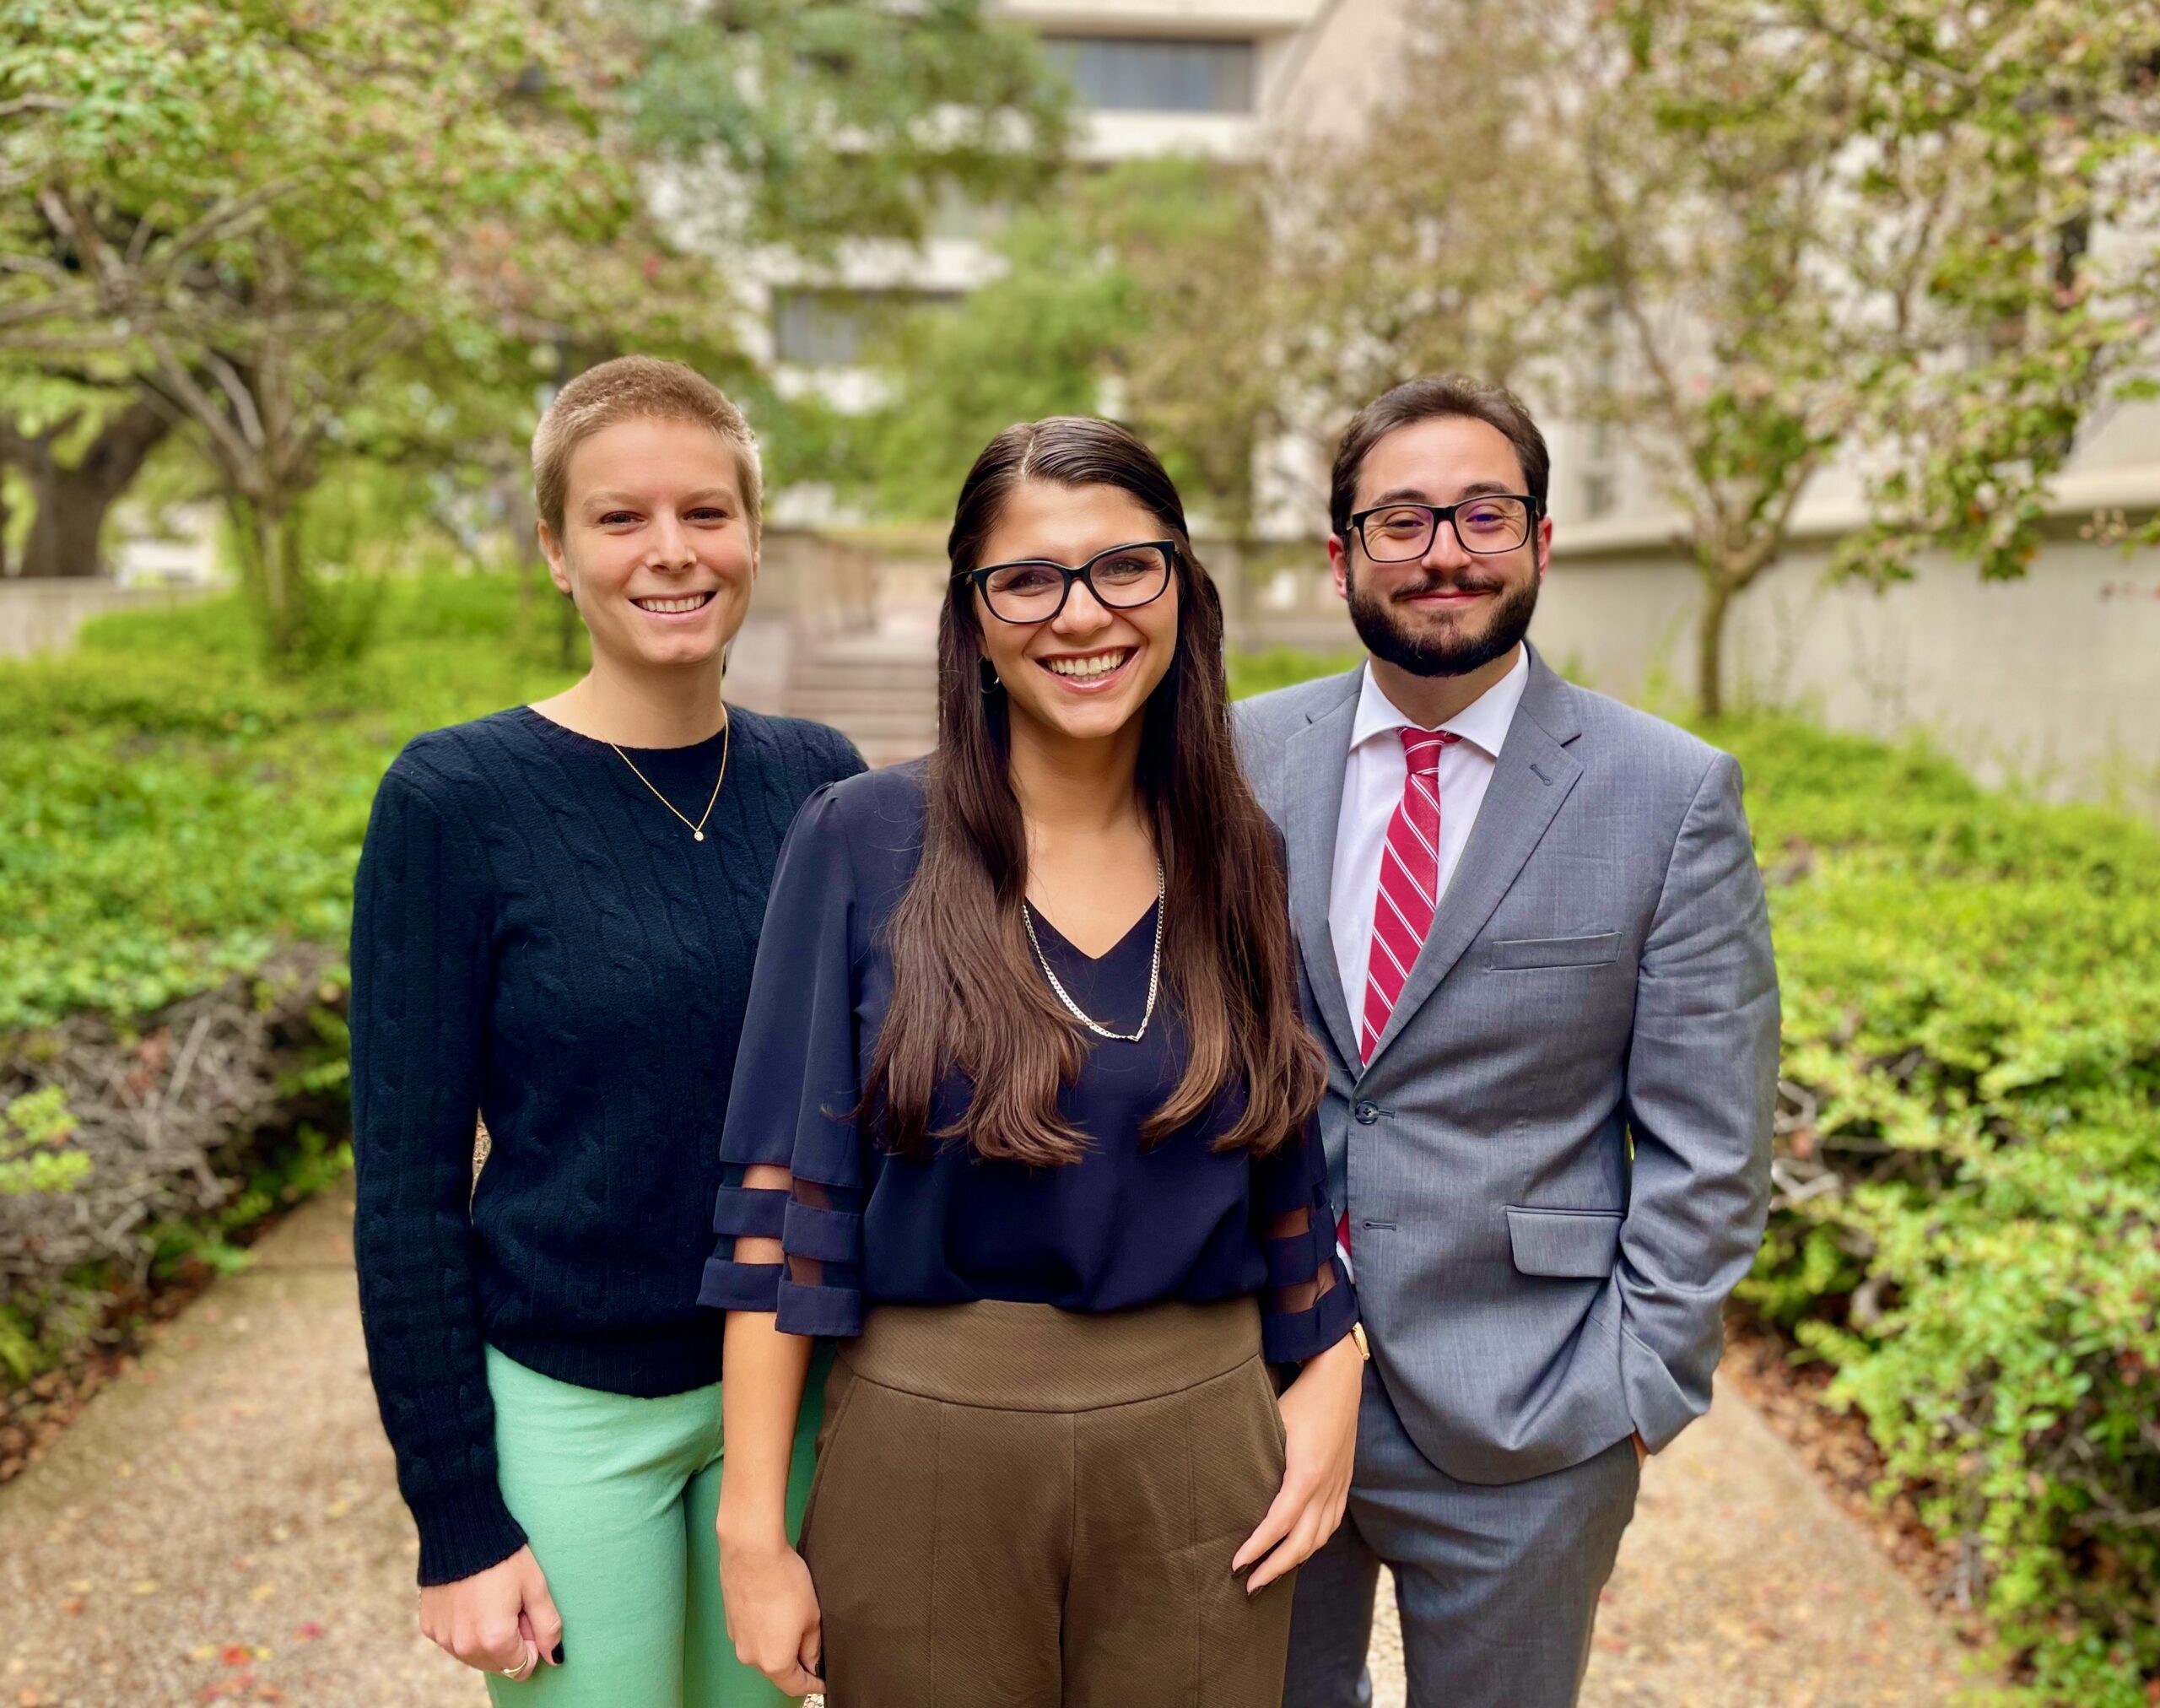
[1349,645,1532,761]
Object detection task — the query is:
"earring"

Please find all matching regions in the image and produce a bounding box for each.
[979,658,1002,695]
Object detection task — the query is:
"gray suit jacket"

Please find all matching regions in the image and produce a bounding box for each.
[1236,649,1778,1484]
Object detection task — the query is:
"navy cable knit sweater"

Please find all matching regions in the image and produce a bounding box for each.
[348,703,864,1585]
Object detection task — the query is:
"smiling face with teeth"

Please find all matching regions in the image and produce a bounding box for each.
[537,415,759,687]
[971,480,1182,753]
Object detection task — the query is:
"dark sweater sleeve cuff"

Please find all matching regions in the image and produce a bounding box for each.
[408,1482,531,1588]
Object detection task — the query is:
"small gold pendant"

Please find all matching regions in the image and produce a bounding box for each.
[694,830,705,841]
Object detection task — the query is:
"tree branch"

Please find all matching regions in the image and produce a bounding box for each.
[150,174,312,274]
[200,352,269,453]
[1779,0,1979,95]
[143,336,259,484]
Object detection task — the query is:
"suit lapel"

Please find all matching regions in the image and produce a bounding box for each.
[1364,648,1585,1071]
[1283,669,1363,1068]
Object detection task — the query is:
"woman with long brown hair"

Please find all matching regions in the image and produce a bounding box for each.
[699,417,1364,1705]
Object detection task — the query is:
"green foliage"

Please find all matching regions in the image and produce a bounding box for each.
[828,196,1144,516]
[1606,0,2160,688]
[0,1283,98,1383]
[1233,646,2160,1702]
[146,1123,353,1282]
[0,570,580,1031]
[0,1,1072,657]
[1800,0,2160,586]
[626,0,1069,251]
[0,1086,89,1196]
[833,157,1275,532]
[0,0,661,657]
[1725,722,2160,1705]
[1226,647,1360,700]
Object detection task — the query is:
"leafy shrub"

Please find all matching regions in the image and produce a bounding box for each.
[0,575,580,1030]
[1717,720,2160,1706]
[0,1088,88,1197]
[0,948,353,1376]
[1226,646,1360,700]
[0,571,575,1380]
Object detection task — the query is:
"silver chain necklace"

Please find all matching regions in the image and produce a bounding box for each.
[1021,859,1165,1043]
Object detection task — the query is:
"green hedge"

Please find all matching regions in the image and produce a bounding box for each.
[3,606,2155,1700]
[1719,720,2160,1705]
[0,576,580,1030]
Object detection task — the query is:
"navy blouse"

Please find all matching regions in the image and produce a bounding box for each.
[699,762,1357,1366]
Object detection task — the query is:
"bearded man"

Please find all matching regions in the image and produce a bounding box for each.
[1234,376,1779,1708]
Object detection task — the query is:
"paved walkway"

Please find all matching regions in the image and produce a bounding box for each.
[0,1187,1988,1706]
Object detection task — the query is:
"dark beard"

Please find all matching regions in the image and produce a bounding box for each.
[1346,564,1541,678]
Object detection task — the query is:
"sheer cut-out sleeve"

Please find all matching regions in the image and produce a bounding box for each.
[1254,1109,1358,1364]
[699,784,867,1338]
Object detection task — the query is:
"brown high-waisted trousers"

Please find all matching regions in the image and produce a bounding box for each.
[800,1296,1295,1708]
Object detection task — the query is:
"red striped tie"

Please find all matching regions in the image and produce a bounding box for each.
[1362,727,1459,1064]
[1341,727,1458,1258]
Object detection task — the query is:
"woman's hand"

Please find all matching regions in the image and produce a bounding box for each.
[718,1528,825,1695]
[1233,1332,1364,1593]
[417,1545,564,1681]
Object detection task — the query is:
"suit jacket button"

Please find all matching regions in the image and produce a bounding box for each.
[1353,1101,1379,1126]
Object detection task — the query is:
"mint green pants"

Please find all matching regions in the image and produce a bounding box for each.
[483,1344,828,1708]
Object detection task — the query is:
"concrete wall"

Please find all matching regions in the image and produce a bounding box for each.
[1236,538,2160,819]
[0,579,212,662]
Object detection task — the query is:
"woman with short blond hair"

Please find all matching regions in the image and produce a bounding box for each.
[350,355,861,1704]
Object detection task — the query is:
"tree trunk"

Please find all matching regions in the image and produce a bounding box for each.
[494,463,543,616]
[1696,569,1733,720]
[230,492,307,657]
[18,484,111,581]
[1,399,173,579]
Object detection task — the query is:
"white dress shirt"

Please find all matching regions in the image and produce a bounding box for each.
[1329,646,1531,1022]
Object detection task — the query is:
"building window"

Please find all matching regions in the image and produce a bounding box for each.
[771,289,957,368]
[1041,35,1257,115]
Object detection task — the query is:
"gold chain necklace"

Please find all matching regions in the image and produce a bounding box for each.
[608,716,730,842]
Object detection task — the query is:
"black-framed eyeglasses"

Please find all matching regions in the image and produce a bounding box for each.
[969,539,1176,624]
[1347,495,1540,562]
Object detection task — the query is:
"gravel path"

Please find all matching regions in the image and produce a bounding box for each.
[1,1186,1991,1706]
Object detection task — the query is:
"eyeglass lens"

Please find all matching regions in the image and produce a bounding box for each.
[981,544,1172,621]
[1362,499,1531,561]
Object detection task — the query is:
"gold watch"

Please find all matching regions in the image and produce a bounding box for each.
[1349,1322,1371,1361]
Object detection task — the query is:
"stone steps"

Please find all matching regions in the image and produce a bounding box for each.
[781,630,941,766]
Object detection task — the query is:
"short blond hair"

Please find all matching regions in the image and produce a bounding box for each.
[532,356,763,539]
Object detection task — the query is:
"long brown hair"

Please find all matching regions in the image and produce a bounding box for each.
[865,417,1325,1166]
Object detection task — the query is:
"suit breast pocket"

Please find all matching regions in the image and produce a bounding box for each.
[1487,932,1623,972]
